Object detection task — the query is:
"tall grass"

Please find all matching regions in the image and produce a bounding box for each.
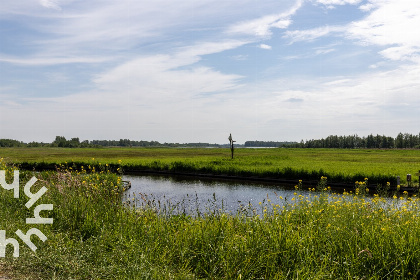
[2,158,420,279]
[3,147,420,185]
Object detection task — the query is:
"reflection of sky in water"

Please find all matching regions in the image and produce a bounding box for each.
[123,175,306,215]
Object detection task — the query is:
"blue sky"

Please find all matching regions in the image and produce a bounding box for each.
[1,0,420,144]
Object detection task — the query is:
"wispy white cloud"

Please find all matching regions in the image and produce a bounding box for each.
[284,0,420,64]
[40,0,62,10]
[227,15,291,37]
[283,25,345,43]
[314,0,362,5]
[92,40,247,104]
[347,0,420,62]
[230,54,248,61]
[259,44,272,50]
[1,1,299,67]
[0,55,109,66]
[358,3,375,12]
[312,0,363,10]
[227,0,302,38]
[315,48,335,55]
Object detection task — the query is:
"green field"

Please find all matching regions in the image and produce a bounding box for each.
[1,160,420,279]
[1,147,420,185]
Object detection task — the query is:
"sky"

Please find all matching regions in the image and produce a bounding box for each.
[1,0,420,144]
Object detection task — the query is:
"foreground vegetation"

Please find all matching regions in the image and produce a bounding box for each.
[1,147,420,185]
[2,159,420,279]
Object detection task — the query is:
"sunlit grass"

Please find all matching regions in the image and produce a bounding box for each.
[2,157,420,279]
[2,147,420,185]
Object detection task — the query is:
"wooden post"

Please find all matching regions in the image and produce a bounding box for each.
[407,174,412,187]
[228,133,236,159]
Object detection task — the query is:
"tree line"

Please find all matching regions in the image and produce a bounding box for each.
[0,136,222,148]
[2,133,420,149]
[285,133,420,149]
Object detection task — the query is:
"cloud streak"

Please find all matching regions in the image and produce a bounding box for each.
[226,0,302,37]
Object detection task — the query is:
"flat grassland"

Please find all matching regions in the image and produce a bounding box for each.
[1,147,420,184]
[1,160,420,279]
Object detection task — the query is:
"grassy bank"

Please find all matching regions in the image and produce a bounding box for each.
[2,159,420,279]
[1,147,420,185]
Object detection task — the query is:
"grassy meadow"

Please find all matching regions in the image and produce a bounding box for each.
[1,147,420,185]
[1,158,420,279]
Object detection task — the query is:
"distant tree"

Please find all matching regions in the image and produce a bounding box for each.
[395,133,404,148]
[52,136,67,147]
[0,139,24,147]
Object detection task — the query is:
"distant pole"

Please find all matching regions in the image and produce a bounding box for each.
[228,133,236,159]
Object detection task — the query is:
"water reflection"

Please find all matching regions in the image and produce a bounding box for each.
[123,174,306,215]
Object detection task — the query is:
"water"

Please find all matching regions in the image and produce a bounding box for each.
[123,174,303,215]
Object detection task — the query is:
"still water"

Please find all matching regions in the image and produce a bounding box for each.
[123,174,306,215]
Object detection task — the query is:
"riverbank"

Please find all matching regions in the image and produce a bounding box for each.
[2,158,420,279]
[2,147,420,187]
